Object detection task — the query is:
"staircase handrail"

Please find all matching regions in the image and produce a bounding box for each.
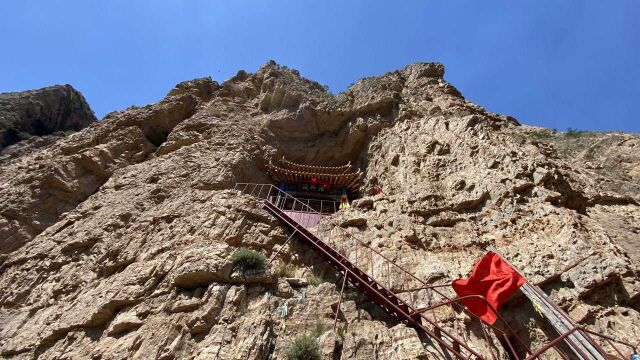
[235,183,452,296]
[234,183,637,359]
[235,183,524,356]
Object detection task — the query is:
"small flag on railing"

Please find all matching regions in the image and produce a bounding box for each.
[452,251,526,324]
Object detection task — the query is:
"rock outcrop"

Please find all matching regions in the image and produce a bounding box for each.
[0,85,97,150]
[0,62,637,359]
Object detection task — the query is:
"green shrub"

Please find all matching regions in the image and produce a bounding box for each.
[238,304,248,315]
[230,248,267,272]
[16,131,32,140]
[306,272,325,286]
[285,335,321,360]
[343,288,359,302]
[311,320,327,338]
[527,128,557,140]
[277,263,297,278]
[565,127,587,138]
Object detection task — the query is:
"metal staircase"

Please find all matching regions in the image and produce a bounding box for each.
[235,183,637,360]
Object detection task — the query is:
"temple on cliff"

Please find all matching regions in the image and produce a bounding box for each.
[266,157,361,211]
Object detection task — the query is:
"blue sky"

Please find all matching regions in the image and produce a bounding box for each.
[1,1,639,132]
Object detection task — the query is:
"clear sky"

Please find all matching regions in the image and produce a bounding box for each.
[1,1,639,132]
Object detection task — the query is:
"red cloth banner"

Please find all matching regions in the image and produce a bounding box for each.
[452,251,526,324]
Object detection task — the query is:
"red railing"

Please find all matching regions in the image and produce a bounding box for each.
[235,183,637,360]
[273,196,338,215]
[262,197,486,359]
[526,326,637,359]
[236,183,522,359]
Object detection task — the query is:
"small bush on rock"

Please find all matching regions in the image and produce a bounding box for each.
[312,320,327,337]
[343,288,359,302]
[306,273,325,286]
[527,128,557,140]
[285,335,321,360]
[230,248,267,272]
[278,263,297,277]
[565,127,587,138]
[238,304,248,315]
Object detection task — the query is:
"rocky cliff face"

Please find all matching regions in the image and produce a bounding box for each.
[0,85,97,150]
[0,62,637,359]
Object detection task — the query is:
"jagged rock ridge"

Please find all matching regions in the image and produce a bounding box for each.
[0,61,637,359]
[0,85,97,150]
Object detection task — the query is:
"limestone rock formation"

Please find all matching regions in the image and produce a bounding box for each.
[0,85,97,150]
[0,62,638,359]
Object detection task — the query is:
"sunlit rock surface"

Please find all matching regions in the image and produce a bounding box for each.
[0,62,637,359]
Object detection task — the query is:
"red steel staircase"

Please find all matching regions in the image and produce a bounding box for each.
[235,183,637,360]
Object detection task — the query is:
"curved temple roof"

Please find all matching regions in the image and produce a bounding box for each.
[279,157,352,174]
[266,157,361,192]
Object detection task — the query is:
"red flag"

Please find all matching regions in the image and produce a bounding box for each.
[452,251,526,324]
